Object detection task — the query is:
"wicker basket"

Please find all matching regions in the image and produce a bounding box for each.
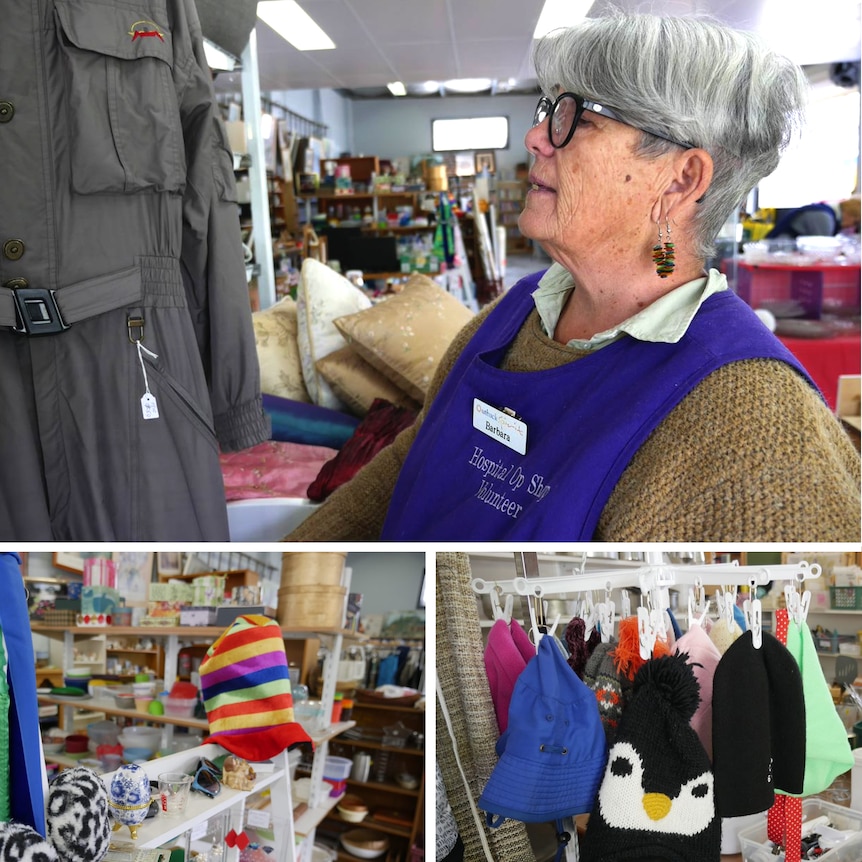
[278,584,347,630]
[281,553,346,588]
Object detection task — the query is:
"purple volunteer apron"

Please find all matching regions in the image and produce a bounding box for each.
[381,272,816,540]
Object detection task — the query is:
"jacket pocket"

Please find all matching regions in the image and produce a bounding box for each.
[54,0,185,194]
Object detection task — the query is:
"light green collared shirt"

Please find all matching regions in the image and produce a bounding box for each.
[532,263,728,350]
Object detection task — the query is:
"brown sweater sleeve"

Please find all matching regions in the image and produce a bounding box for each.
[596,358,861,542]
[284,303,497,541]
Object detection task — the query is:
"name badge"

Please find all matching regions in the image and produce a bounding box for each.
[473,398,527,455]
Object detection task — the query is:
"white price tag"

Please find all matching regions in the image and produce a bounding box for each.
[190,820,208,841]
[141,392,159,420]
[247,809,271,829]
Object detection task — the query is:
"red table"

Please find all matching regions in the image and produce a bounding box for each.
[777,333,861,410]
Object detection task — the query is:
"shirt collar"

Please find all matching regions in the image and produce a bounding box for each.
[532,263,727,351]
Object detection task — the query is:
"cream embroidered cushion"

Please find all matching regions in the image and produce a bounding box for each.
[252,296,310,402]
[296,258,372,409]
[316,346,422,417]
[333,274,474,401]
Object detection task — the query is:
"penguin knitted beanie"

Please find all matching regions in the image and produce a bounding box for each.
[580,653,720,862]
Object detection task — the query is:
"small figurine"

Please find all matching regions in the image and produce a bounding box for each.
[222,755,256,791]
[106,764,152,839]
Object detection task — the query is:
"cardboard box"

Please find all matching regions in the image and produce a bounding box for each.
[837,374,861,432]
[180,607,218,626]
[224,120,247,155]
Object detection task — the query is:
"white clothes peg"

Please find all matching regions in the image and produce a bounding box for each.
[490,589,514,623]
[637,605,657,660]
[744,579,762,649]
[581,595,598,640]
[688,593,710,629]
[620,589,632,620]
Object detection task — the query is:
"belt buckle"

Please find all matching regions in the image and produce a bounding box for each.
[12,287,69,335]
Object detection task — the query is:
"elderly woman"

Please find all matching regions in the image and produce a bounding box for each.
[291,14,860,542]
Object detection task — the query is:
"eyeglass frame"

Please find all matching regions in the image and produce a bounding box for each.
[532,91,693,150]
[191,757,222,798]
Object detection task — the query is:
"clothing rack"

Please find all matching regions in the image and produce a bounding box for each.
[472,552,821,655]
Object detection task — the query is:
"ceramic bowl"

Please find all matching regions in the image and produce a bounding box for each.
[340,829,389,860]
[337,794,369,823]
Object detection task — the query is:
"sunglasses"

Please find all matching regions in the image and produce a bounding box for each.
[191,757,222,798]
[532,91,693,150]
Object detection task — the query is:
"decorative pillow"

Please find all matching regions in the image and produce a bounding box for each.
[333,273,474,402]
[296,258,372,409]
[262,393,359,448]
[315,346,422,417]
[252,296,310,402]
[307,399,418,502]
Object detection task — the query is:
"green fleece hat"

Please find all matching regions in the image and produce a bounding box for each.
[785,618,854,796]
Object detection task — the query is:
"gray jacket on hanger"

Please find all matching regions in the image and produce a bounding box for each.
[0,0,269,540]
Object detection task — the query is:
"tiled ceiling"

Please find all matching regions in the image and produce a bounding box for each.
[211,0,861,98]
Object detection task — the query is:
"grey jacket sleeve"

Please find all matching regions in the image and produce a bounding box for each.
[172,0,269,451]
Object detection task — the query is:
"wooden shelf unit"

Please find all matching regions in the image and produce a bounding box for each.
[322,699,425,861]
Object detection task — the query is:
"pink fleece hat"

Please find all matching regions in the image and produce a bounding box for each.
[484,618,535,733]
[674,624,722,760]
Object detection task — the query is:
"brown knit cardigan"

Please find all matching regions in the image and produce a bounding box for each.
[289,300,861,542]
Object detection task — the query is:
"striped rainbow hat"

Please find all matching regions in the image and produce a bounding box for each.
[200,614,311,760]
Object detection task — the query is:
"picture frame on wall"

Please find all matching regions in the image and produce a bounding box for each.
[157,552,183,578]
[475,151,496,175]
[52,552,86,574]
[112,551,155,604]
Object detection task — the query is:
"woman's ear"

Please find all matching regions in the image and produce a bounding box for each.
[652,148,714,221]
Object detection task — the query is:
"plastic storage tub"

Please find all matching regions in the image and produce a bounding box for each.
[323,756,352,797]
[739,799,862,861]
[164,697,197,717]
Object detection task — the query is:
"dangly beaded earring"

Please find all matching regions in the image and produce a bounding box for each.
[654,218,675,278]
[652,221,666,276]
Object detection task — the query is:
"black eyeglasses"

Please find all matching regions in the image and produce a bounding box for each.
[532,92,692,150]
[191,757,222,798]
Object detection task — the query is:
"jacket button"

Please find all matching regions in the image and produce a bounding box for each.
[0,102,13,123]
[3,277,28,288]
[3,240,24,260]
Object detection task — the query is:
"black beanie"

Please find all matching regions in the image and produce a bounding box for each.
[580,652,720,862]
[711,629,806,817]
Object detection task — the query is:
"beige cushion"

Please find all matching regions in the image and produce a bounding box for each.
[252,296,310,402]
[316,347,422,417]
[296,258,372,409]
[333,274,474,401]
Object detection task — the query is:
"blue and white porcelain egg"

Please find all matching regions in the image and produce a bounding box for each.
[107,764,151,839]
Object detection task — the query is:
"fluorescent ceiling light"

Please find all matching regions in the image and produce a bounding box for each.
[533,0,592,38]
[202,37,239,72]
[387,81,407,96]
[257,0,335,51]
[443,77,493,93]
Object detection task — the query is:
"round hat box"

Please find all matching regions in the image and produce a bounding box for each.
[278,584,347,630]
[281,553,346,588]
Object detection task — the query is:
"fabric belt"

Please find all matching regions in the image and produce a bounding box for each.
[0,265,143,335]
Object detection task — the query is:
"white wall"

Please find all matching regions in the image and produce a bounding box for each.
[351,93,538,180]
[346,552,426,617]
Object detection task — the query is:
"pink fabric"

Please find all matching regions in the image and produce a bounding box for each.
[484,619,532,734]
[220,441,339,501]
[510,618,537,664]
[675,623,721,760]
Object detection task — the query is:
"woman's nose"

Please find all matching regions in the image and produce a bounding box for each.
[525,121,554,157]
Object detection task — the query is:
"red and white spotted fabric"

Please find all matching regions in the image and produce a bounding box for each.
[767,609,803,862]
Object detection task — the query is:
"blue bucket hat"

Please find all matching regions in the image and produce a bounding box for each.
[479,634,608,856]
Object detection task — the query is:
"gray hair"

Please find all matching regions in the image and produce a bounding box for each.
[533,14,809,258]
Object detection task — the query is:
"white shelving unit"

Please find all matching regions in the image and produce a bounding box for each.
[35,563,359,862]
